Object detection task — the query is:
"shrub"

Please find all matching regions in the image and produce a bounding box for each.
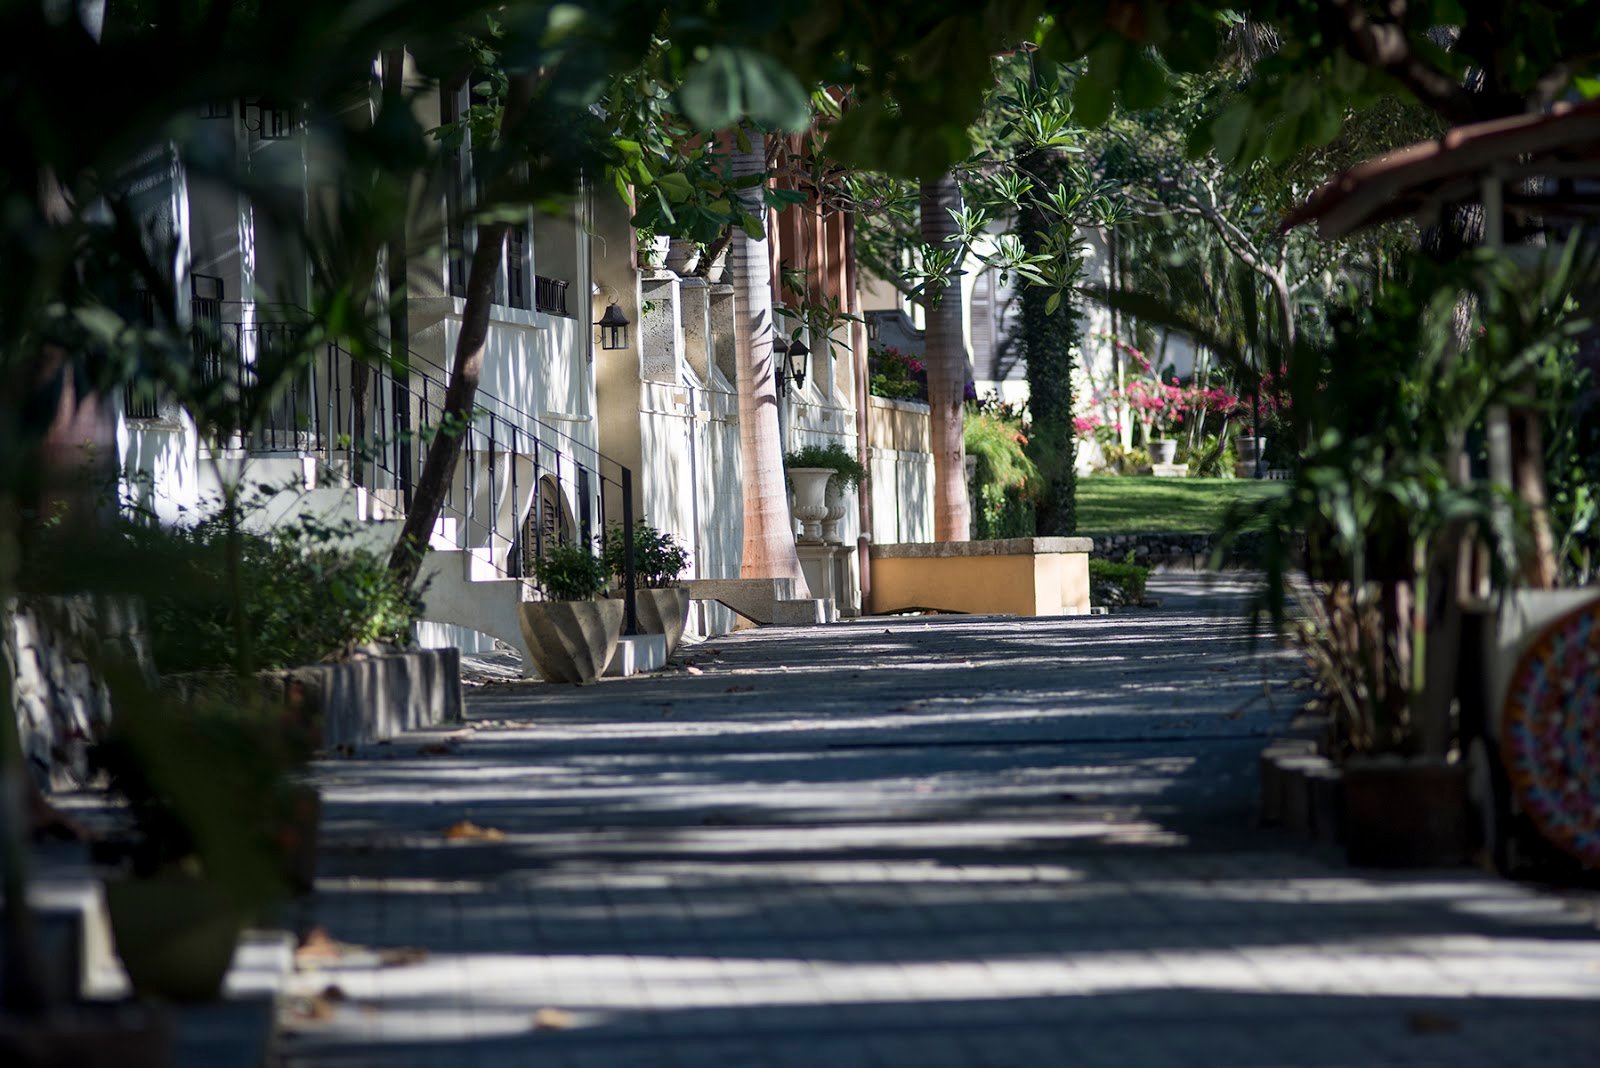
[1089,555,1149,606]
[603,521,691,589]
[868,346,927,401]
[965,407,1040,539]
[531,542,610,601]
[784,441,866,489]
[144,515,420,673]
[1096,444,1151,475]
[1182,433,1238,478]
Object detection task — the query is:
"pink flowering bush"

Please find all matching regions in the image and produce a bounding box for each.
[868,346,927,401]
[1084,333,1247,446]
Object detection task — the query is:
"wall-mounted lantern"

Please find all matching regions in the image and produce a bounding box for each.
[775,336,809,395]
[596,302,631,350]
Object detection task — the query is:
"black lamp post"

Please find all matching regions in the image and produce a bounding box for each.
[596,302,630,350]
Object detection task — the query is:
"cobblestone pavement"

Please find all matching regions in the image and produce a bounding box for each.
[279,574,1600,1067]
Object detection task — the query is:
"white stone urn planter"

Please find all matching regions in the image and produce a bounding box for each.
[631,587,692,659]
[663,238,700,276]
[701,246,729,284]
[821,478,850,544]
[1150,438,1179,465]
[517,598,624,684]
[788,467,833,543]
[638,234,671,273]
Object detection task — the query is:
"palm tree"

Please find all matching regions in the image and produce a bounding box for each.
[920,171,971,542]
[729,134,810,592]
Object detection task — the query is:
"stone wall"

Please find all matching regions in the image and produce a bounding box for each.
[1081,530,1280,569]
[866,396,934,545]
[5,596,153,790]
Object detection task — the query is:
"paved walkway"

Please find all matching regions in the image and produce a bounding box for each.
[278,574,1600,1067]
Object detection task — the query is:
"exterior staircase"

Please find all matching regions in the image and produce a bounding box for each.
[179,307,833,675]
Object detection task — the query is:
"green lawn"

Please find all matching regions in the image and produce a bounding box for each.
[1075,476,1284,535]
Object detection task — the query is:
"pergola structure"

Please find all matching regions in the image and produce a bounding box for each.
[1282,98,1600,243]
[1281,98,1600,589]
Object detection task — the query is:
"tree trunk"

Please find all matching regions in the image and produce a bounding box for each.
[387,77,532,591]
[1018,150,1080,536]
[920,171,971,542]
[729,134,809,593]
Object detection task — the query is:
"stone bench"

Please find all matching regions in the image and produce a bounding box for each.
[868,537,1094,617]
[681,577,834,626]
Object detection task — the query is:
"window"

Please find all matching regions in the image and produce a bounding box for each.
[440,84,468,298]
[507,225,529,309]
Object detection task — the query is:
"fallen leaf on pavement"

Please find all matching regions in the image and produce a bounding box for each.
[443,820,505,842]
[295,927,346,964]
[532,1007,574,1031]
[378,946,430,967]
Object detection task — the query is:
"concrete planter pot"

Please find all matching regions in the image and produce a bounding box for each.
[633,587,692,659]
[701,246,729,284]
[664,237,700,276]
[1343,756,1472,867]
[105,877,245,1003]
[638,234,670,272]
[788,467,833,543]
[1150,438,1179,465]
[517,598,625,684]
[1235,435,1266,477]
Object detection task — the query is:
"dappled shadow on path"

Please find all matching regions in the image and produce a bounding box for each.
[281,577,1600,1067]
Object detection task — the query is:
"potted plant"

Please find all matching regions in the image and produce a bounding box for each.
[784,443,865,544]
[1215,248,1596,867]
[519,542,623,684]
[93,687,297,1002]
[636,227,669,272]
[663,237,700,276]
[603,521,693,658]
[1234,428,1266,476]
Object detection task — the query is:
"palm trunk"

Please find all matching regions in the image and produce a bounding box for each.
[728,134,809,593]
[387,76,532,590]
[920,172,971,542]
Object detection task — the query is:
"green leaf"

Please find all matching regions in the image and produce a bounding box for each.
[1044,291,1061,315]
[655,172,694,202]
[1210,102,1252,162]
[677,46,812,133]
[1120,50,1167,111]
[1072,76,1114,129]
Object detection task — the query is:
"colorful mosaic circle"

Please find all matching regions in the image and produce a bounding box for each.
[1502,600,1600,868]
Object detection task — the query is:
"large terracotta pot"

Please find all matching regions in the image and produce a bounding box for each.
[105,877,245,1003]
[788,467,833,543]
[633,587,692,659]
[1343,757,1472,867]
[517,598,625,684]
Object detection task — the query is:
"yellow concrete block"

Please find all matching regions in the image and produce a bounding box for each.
[868,537,1094,617]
